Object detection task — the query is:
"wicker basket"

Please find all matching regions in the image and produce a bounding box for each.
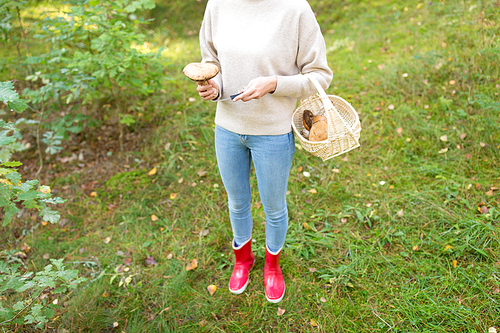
[292,76,361,161]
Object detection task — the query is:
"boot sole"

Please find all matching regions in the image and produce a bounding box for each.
[265,285,285,303]
[229,278,250,294]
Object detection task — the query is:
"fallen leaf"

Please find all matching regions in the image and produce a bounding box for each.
[452,260,457,268]
[311,319,319,327]
[440,135,448,142]
[309,267,317,273]
[341,156,349,162]
[480,142,486,147]
[277,308,286,316]
[332,168,340,173]
[459,133,467,140]
[145,255,157,266]
[465,153,472,159]
[303,171,311,178]
[186,259,198,271]
[102,292,109,297]
[207,285,217,296]
[199,229,209,237]
[486,190,494,196]
[320,297,327,303]
[412,245,420,251]
[397,209,404,217]
[166,253,173,260]
[104,236,111,244]
[297,166,303,172]
[303,222,310,230]
[396,127,403,134]
[123,257,132,266]
[308,189,317,194]
[449,80,456,85]
[148,167,157,176]
[340,218,348,224]
[479,206,489,214]
[197,169,207,177]
[41,221,48,226]
[444,245,453,251]
[159,307,171,315]
[43,253,50,259]
[151,214,159,221]
[90,191,98,197]
[438,148,448,154]
[113,322,119,328]
[170,193,178,199]
[388,104,395,110]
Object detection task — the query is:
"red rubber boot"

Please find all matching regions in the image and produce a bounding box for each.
[228,238,255,294]
[264,245,285,303]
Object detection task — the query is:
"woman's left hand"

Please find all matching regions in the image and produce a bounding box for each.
[232,76,277,102]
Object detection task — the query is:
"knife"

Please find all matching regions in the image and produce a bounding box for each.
[216,93,242,102]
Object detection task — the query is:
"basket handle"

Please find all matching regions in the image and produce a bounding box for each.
[305,75,335,113]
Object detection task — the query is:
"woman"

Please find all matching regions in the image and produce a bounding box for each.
[194,0,332,303]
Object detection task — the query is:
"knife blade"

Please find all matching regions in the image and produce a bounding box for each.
[217,93,242,102]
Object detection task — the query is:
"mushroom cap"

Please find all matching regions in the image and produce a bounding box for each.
[183,62,219,81]
[303,110,314,131]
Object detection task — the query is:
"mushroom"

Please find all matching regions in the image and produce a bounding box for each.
[302,110,314,131]
[308,115,328,142]
[182,62,219,86]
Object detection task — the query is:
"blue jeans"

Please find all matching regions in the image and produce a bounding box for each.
[214,125,295,253]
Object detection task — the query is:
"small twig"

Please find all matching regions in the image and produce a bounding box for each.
[16,5,32,76]
[34,99,45,180]
[0,287,48,326]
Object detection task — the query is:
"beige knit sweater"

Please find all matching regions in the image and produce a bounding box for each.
[200,0,333,135]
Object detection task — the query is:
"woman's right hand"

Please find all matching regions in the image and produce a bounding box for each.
[197,79,219,101]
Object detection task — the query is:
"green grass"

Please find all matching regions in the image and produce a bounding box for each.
[2,0,500,332]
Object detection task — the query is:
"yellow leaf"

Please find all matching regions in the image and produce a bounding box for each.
[186,259,198,271]
[310,319,318,327]
[148,167,157,176]
[440,135,448,142]
[452,260,457,268]
[41,221,48,226]
[207,284,217,296]
[104,236,111,244]
[102,292,109,297]
[302,222,310,230]
[412,245,420,251]
[308,189,317,194]
[151,214,159,221]
[444,245,453,251]
[170,193,178,199]
[90,191,98,197]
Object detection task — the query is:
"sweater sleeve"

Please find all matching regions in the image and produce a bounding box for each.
[199,4,223,99]
[272,13,333,99]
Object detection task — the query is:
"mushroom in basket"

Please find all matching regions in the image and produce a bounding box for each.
[301,109,328,142]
